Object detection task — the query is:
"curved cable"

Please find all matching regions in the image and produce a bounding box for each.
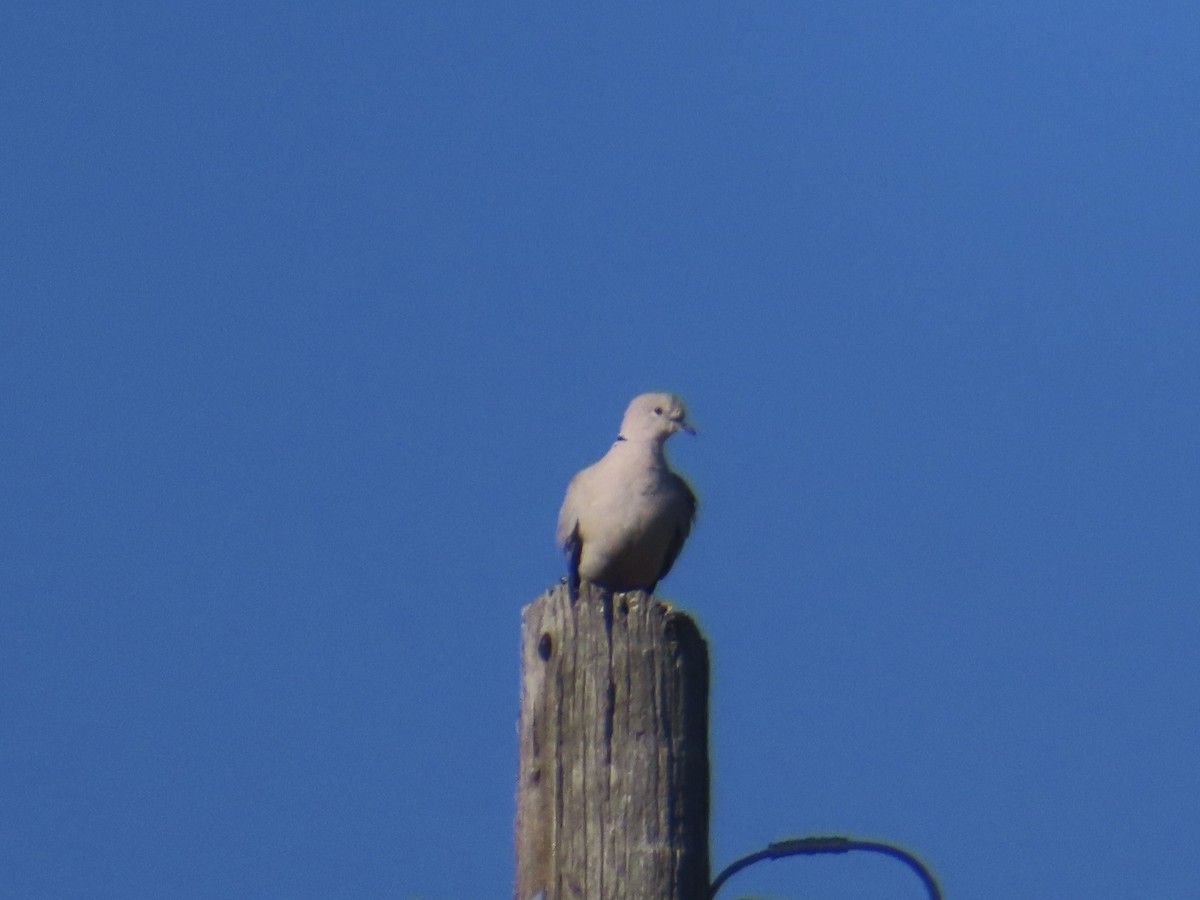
[710,835,942,899]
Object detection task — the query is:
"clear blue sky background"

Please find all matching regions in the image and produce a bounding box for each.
[3,3,1197,898]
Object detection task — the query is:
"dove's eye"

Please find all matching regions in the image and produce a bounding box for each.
[654,407,664,415]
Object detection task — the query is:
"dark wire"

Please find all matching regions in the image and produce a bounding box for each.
[709,835,942,899]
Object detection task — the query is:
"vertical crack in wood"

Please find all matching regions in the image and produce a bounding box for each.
[603,593,616,768]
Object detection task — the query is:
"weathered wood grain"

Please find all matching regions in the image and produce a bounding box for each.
[515,583,710,900]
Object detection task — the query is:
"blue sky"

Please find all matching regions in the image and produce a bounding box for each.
[3,3,1198,898]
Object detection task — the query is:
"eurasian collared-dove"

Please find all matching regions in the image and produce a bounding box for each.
[557,392,697,593]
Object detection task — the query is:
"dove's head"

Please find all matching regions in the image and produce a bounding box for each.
[618,392,696,443]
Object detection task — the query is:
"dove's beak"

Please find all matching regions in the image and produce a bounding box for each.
[678,420,697,436]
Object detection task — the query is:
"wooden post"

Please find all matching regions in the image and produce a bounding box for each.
[515,583,711,900]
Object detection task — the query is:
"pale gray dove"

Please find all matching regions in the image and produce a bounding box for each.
[557,392,697,593]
